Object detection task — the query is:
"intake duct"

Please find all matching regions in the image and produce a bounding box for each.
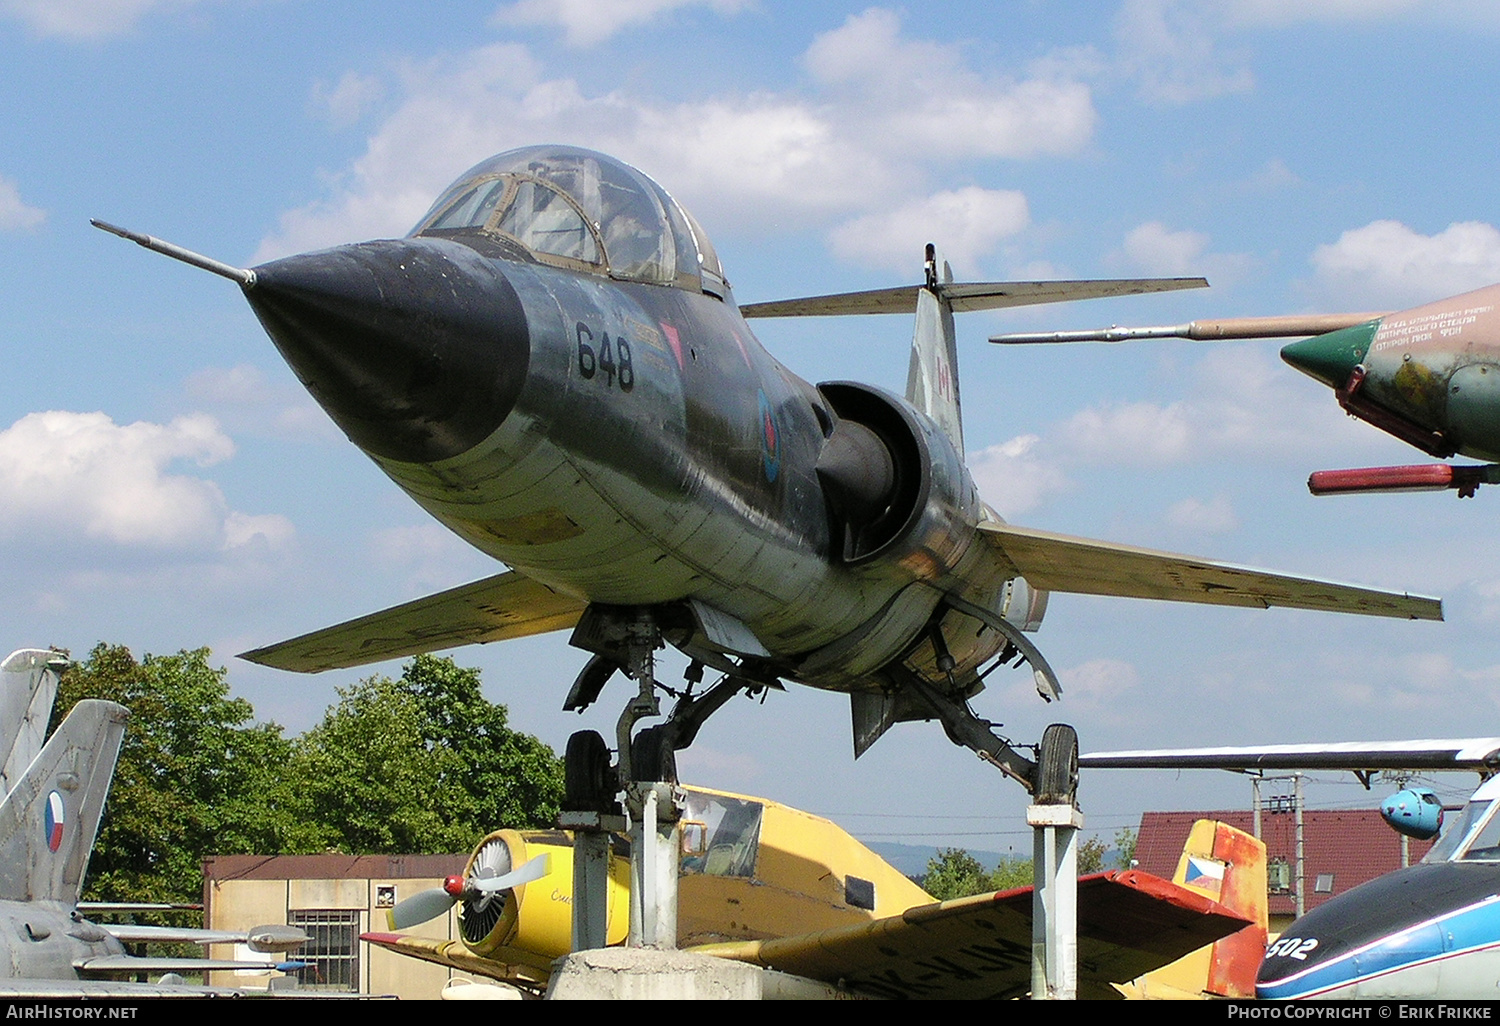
[816,383,929,563]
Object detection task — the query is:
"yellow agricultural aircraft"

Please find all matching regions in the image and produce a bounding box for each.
[365,786,1266,1000]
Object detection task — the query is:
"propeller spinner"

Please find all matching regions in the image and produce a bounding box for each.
[387,846,551,931]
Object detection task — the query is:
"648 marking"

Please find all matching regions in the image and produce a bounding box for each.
[577,322,634,391]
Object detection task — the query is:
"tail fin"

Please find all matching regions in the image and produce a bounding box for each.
[1118,819,1268,999]
[905,248,963,452]
[0,700,128,904]
[0,649,66,796]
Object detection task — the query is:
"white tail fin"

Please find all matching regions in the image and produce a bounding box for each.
[0,700,128,904]
[1,649,67,797]
[906,250,963,452]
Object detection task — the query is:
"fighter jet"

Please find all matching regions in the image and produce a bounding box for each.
[993,284,1500,498]
[95,144,1441,796]
[0,697,309,996]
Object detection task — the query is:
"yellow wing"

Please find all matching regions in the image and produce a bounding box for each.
[977,520,1441,620]
[692,871,1253,1000]
[240,570,586,672]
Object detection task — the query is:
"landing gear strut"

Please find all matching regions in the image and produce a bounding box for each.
[559,608,753,954]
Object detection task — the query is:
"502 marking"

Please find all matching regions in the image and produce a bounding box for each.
[577,322,635,391]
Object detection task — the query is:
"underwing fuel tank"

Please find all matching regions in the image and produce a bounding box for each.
[1281,283,1500,462]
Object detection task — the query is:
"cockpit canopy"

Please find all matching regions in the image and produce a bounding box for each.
[412,144,726,296]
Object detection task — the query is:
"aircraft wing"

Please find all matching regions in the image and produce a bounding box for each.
[1082,738,1500,773]
[739,277,1207,318]
[239,570,587,673]
[361,932,548,989]
[692,869,1251,1000]
[976,520,1442,621]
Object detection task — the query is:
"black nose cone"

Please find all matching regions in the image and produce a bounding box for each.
[246,238,529,464]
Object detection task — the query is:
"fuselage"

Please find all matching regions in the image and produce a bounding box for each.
[1282,282,1500,462]
[244,146,1018,693]
[0,902,122,980]
[1258,776,1500,1000]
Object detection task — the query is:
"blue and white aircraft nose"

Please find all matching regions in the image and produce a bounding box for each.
[246,237,531,464]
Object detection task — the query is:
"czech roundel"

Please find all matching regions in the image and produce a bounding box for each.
[44,791,64,853]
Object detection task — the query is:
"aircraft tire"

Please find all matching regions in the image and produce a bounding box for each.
[1035,723,1079,806]
[564,729,614,811]
[630,726,678,785]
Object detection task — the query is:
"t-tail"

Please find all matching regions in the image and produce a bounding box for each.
[907,244,964,453]
[1117,819,1269,999]
[0,649,66,797]
[0,700,129,904]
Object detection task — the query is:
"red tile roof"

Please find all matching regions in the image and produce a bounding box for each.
[1135,810,1434,915]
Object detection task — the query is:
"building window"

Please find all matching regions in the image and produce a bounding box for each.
[1314,873,1335,894]
[288,909,360,992]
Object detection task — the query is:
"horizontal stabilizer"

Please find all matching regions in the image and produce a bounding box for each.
[241,570,587,673]
[76,955,291,976]
[976,521,1441,621]
[740,277,1207,319]
[1082,738,1500,772]
[104,923,308,952]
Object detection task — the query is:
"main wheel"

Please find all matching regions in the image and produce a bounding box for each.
[1034,723,1079,806]
[630,725,678,784]
[564,729,615,811]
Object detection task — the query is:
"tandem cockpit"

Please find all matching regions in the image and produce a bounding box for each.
[411,144,729,298]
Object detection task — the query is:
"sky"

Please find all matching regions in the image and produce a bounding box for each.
[3,0,1500,856]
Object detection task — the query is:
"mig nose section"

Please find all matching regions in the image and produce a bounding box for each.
[1280,320,1380,390]
[245,238,529,464]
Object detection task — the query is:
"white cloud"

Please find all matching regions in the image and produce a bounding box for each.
[1122,221,1209,276]
[311,71,385,128]
[1060,658,1141,711]
[805,9,1096,161]
[1119,221,1254,285]
[1166,494,1238,533]
[968,434,1070,519]
[183,364,335,441]
[0,411,291,551]
[495,0,750,47]
[256,13,1095,261]
[0,176,44,231]
[1058,345,1389,467]
[1114,0,1255,104]
[370,523,491,594]
[829,187,1029,277]
[0,0,196,39]
[1310,220,1500,309]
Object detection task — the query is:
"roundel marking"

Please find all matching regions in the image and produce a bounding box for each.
[757,390,780,483]
[45,791,65,853]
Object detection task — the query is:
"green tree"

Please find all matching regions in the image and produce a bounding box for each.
[286,654,563,853]
[51,644,293,903]
[922,847,993,900]
[990,857,1033,891]
[1077,835,1108,874]
[1114,827,1138,870]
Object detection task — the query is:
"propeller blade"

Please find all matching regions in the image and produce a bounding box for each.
[471,853,551,894]
[387,886,457,930]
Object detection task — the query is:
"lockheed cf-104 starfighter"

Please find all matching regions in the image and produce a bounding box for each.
[96,145,1441,796]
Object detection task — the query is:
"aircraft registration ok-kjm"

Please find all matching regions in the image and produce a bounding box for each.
[96,144,1442,796]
